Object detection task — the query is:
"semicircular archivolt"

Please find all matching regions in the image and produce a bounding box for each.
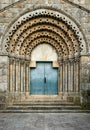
[25,37,63,58]
[19,31,69,56]
[3,8,86,60]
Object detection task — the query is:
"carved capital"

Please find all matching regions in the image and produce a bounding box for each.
[20,59,25,64]
[15,58,20,63]
[58,59,63,66]
[9,58,15,64]
[69,58,75,63]
[75,57,80,63]
[63,58,69,64]
[26,61,30,66]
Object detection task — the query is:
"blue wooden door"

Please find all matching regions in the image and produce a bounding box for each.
[30,62,58,95]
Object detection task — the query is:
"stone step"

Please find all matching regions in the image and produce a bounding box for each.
[13,103,75,106]
[7,105,81,110]
[5,100,82,112]
[1,110,90,113]
[13,101,75,106]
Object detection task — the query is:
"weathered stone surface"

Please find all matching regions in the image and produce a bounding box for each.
[0,56,8,92]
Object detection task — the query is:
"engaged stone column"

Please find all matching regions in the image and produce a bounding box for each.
[15,59,21,92]
[59,60,63,93]
[16,59,18,92]
[26,61,30,92]
[12,58,16,92]
[74,57,80,92]
[70,58,74,92]
[68,60,71,92]
[63,62,65,92]
[20,60,24,92]
[9,58,13,92]
[64,60,68,92]
[74,62,76,92]
[23,61,26,92]
[18,60,21,92]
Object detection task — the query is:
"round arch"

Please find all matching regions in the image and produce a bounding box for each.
[1,8,87,59]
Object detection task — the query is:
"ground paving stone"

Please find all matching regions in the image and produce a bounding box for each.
[0,113,90,130]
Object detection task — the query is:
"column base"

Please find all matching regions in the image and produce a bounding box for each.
[59,92,80,104]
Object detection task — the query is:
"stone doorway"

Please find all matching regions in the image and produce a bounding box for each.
[1,8,86,104]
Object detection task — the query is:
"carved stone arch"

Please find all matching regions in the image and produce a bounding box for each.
[18,28,69,53]
[2,8,87,59]
[25,37,63,59]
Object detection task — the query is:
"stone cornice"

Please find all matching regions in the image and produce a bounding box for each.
[0,0,90,13]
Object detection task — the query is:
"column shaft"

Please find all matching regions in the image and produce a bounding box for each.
[21,61,24,92]
[12,59,16,92]
[65,62,68,92]
[68,61,71,92]
[76,62,79,92]
[59,64,63,92]
[9,59,13,92]
[70,60,74,92]
[15,59,21,92]
[23,62,26,92]
[63,63,65,92]
[18,61,21,92]
[16,60,18,92]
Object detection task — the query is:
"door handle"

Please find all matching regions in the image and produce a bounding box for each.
[44,77,46,83]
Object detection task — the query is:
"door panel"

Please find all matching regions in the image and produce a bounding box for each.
[45,63,58,95]
[30,63,44,94]
[30,62,58,95]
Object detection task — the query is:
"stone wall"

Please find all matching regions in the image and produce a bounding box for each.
[80,56,90,90]
[0,55,8,109]
[80,56,90,108]
[0,56,8,92]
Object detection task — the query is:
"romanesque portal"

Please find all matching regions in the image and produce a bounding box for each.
[1,8,87,103]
